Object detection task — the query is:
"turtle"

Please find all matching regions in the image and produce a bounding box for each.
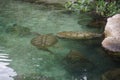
[56,31,102,39]
[63,50,95,74]
[31,34,58,54]
[6,24,31,36]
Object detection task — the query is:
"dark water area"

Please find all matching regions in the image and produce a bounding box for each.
[0,0,120,80]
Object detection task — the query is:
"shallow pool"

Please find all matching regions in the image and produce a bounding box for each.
[0,0,120,80]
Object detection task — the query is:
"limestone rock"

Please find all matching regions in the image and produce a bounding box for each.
[104,14,120,37]
[102,37,120,52]
[102,68,120,80]
[102,14,120,61]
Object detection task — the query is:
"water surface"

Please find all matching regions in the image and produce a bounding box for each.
[0,0,120,80]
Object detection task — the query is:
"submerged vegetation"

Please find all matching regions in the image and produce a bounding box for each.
[65,0,120,17]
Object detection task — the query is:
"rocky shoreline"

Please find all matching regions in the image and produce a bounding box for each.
[102,14,120,80]
[102,14,120,61]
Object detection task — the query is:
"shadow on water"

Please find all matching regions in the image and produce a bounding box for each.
[0,0,120,80]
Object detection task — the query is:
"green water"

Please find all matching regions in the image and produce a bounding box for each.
[0,0,120,80]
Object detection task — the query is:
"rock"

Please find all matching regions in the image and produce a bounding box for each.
[102,37,120,52]
[104,14,120,37]
[102,14,120,61]
[102,68,120,80]
[31,34,58,54]
[57,31,102,40]
[63,50,94,73]
[14,73,54,80]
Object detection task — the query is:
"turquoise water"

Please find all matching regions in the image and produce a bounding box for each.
[0,0,120,80]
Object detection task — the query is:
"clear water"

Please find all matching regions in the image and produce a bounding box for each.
[0,0,120,80]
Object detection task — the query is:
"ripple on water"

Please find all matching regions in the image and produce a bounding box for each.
[0,47,17,80]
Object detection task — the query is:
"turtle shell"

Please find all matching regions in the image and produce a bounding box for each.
[31,34,58,49]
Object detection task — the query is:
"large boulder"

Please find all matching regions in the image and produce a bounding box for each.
[102,14,120,61]
[104,14,120,37]
[102,68,120,80]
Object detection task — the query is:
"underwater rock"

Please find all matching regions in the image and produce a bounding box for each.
[102,68,120,80]
[14,73,54,80]
[31,34,58,53]
[102,14,120,61]
[6,24,31,36]
[63,50,94,73]
[57,31,102,40]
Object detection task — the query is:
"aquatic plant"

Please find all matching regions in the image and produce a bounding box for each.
[64,0,94,12]
[96,0,120,17]
[64,0,120,17]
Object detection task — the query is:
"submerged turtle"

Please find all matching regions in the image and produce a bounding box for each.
[6,24,31,36]
[31,34,58,54]
[63,50,95,74]
[56,31,102,39]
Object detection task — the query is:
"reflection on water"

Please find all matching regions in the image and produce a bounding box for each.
[0,47,17,80]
